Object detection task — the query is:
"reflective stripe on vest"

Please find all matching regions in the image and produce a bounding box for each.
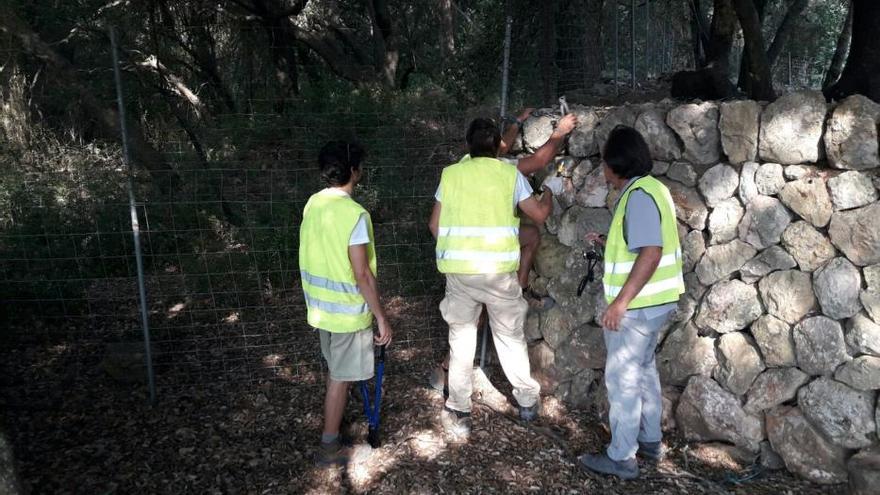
[602,176,684,308]
[299,190,376,332]
[436,156,521,274]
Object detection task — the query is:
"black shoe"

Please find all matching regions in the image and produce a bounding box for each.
[578,452,639,480]
[315,439,348,467]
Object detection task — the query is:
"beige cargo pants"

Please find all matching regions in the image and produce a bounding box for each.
[440,272,540,413]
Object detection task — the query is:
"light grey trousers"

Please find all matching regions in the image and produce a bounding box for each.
[604,310,670,461]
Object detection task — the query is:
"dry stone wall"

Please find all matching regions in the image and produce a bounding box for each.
[518,91,880,487]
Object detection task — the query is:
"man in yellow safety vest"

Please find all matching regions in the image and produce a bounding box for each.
[578,126,684,480]
[299,140,393,466]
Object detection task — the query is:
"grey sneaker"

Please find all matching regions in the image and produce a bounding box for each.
[518,400,541,421]
[441,407,471,441]
[637,441,665,462]
[315,439,348,467]
[578,452,639,480]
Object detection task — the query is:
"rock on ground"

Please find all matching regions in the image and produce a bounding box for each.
[798,376,877,449]
[759,90,827,165]
[676,375,764,452]
[793,316,849,376]
[759,270,816,325]
[744,367,811,414]
[766,405,849,484]
[813,257,863,319]
[828,202,880,266]
[750,314,796,367]
[781,221,837,272]
[666,102,721,165]
[695,280,762,334]
[738,195,792,250]
[714,332,765,396]
[720,100,760,164]
[824,94,880,170]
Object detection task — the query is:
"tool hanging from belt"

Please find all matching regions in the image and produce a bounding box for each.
[359,344,386,448]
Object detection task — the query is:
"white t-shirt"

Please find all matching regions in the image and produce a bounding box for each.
[320,188,370,245]
[434,156,533,210]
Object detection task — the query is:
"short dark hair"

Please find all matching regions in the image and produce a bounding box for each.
[602,125,653,179]
[466,118,501,158]
[318,140,365,186]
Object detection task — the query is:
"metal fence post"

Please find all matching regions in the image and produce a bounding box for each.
[500,14,513,119]
[109,27,157,404]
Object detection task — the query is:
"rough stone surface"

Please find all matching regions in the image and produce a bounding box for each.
[760,441,786,471]
[766,406,849,484]
[574,167,609,208]
[528,341,558,391]
[759,270,816,324]
[661,387,681,432]
[740,246,797,284]
[848,446,880,495]
[567,110,600,158]
[864,264,880,290]
[739,162,759,204]
[781,221,837,272]
[862,290,880,324]
[846,312,880,357]
[657,323,717,386]
[652,160,670,175]
[522,113,555,151]
[534,234,571,280]
[834,356,880,391]
[698,164,740,208]
[594,105,641,153]
[667,161,697,187]
[784,164,820,180]
[744,367,811,414]
[681,230,706,273]
[798,377,876,449]
[828,171,878,210]
[524,310,542,342]
[813,257,863,319]
[824,94,880,170]
[676,376,764,452]
[540,305,575,350]
[660,178,708,230]
[695,240,756,285]
[635,108,681,162]
[0,432,22,495]
[557,206,612,247]
[759,90,827,165]
[714,332,765,396]
[793,316,849,376]
[707,197,744,245]
[751,315,796,368]
[720,100,760,164]
[555,324,606,375]
[828,203,880,266]
[695,280,762,334]
[779,178,833,228]
[738,196,792,250]
[755,163,785,196]
[667,102,721,165]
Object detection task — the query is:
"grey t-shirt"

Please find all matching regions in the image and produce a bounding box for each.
[612,177,677,319]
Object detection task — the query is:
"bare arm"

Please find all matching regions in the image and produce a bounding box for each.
[349,244,392,345]
[601,246,663,330]
[517,113,578,176]
[499,108,534,155]
[428,201,441,239]
[517,193,553,224]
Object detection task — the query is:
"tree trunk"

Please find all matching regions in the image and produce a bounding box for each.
[736,0,768,91]
[689,0,710,68]
[540,0,558,104]
[823,0,852,89]
[765,0,810,68]
[825,0,880,101]
[672,0,737,99]
[732,0,775,99]
[439,0,456,59]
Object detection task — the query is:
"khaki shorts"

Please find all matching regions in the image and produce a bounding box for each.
[318,328,374,382]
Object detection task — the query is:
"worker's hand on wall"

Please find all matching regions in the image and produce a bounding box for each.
[542,175,565,196]
[552,114,578,137]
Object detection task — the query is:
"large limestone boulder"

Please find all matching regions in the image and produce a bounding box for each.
[738,195,792,250]
[781,221,836,272]
[694,239,756,285]
[740,245,797,284]
[744,367,810,414]
[738,161,759,204]
[864,264,880,290]
[556,369,599,408]
[750,315,796,368]
[755,163,785,196]
[779,177,833,228]
[813,257,863,319]
[557,206,612,247]
[798,377,877,449]
[522,113,555,151]
[667,161,697,187]
[707,197,744,245]
[681,230,706,273]
[534,234,571,280]
[759,270,816,324]
[720,100,760,164]
[555,324,606,375]
[828,171,878,210]
[666,102,721,165]
[594,105,641,152]
[714,332,765,396]
[660,178,709,230]
[824,94,880,170]
[862,290,880,324]
[846,312,880,357]
[766,406,849,484]
[698,164,739,207]
[540,305,576,350]
[848,446,880,495]
[635,107,681,162]
[574,167,609,208]
[784,164,820,180]
[793,316,850,376]
[759,90,826,164]
[835,356,880,391]
[657,322,717,386]
[676,376,764,452]
[568,109,600,158]
[546,252,603,328]
[828,202,880,266]
[695,280,762,334]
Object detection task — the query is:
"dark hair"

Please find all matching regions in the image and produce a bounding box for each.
[602,125,653,179]
[466,118,501,158]
[318,140,365,186]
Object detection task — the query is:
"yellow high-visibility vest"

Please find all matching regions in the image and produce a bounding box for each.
[436,156,521,274]
[603,176,684,308]
[299,189,376,332]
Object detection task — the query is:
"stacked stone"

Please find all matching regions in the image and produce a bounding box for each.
[520,91,880,487]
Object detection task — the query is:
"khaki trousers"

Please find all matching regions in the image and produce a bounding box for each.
[440,272,540,413]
